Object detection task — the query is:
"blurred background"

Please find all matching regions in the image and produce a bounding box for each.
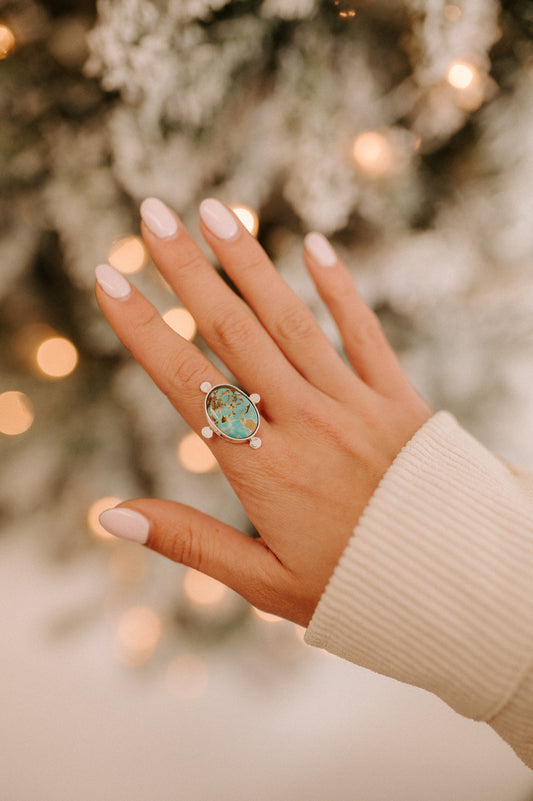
[2,0,533,798]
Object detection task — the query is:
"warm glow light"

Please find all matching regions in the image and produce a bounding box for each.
[0,391,34,435]
[87,496,123,539]
[351,131,395,177]
[165,654,209,700]
[36,336,78,378]
[447,61,476,90]
[108,236,147,274]
[230,205,259,237]
[339,9,356,18]
[183,569,227,606]
[178,432,218,473]
[116,606,162,665]
[253,607,283,624]
[0,25,15,59]
[162,307,197,340]
[444,5,462,21]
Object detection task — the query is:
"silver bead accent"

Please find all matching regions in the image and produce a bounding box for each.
[249,393,260,404]
[200,382,212,394]
[201,426,214,439]
[250,437,262,449]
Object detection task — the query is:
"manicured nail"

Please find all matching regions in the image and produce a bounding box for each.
[98,507,150,545]
[95,263,132,299]
[140,197,179,240]
[199,198,239,241]
[304,232,337,268]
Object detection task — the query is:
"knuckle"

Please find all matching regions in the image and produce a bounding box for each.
[130,304,161,339]
[210,306,257,353]
[161,351,205,394]
[275,306,316,345]
[346,308,384,349]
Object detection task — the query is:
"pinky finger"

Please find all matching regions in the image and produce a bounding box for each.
[98,499,280,613]
[303,232,410,399]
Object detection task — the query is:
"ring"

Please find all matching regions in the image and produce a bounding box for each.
[200,382,262,449]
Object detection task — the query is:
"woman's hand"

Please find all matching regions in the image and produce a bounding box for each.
[95,198,432,627]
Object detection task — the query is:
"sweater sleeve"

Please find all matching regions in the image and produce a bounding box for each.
[305,411,533,768]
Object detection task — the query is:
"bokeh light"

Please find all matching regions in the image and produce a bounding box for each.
[0,391,34,435]
[351,131,396,177]
[36,336,78,378]
[444,5,462,21]
[116,606,163,666]
[183,569,228,606]
[162,307,197,340]
[108,235,147,274]
[87,496,123,539]
[178,431,218,473]
[447,61,477,90]
[0,25,15,59]
[230,205,259,237]
[165,654,209,700]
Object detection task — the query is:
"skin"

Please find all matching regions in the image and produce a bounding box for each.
[95,203,432,627]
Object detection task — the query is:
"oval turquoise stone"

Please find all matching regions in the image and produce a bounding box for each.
[205,385,259,441]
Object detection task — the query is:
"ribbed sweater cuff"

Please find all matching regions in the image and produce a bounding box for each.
[305,411,533,722]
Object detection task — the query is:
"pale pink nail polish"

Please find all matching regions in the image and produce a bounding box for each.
[199,198,239,241]
[304,232,337,268]
[98,508,150,544]
[95,263,132,299]
[140,197,178,240]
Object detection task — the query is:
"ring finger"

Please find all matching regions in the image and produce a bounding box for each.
[139,198,309,421]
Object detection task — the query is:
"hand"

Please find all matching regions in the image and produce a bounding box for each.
[95,198,432,627]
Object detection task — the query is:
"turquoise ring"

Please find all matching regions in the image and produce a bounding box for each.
[200,382,262,449]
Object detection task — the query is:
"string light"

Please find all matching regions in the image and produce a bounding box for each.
[446,61,477,90]
[87,496,123,540]
[162,307,197,340]
[178,431,218,473]
[116,606,162,666]
[0,391,34,435]
[165,654,209,700]
[36,336,78,378]
[230,205,259,237]
[338,9,356,18]
[351,131,396,177]
[444,5,462,22]
[0,25,15,59]
[183,569,227,606]
[108,235,147,274]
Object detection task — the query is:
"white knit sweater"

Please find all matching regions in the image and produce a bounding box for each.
[305,411,533,768]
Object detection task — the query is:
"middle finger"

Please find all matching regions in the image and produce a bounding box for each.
[140,198,307,421]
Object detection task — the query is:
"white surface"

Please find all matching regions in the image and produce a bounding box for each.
[1,533,533,801]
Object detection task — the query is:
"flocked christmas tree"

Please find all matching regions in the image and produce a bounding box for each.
[2,0,533,666]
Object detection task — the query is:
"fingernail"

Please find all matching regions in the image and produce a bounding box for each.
[199,198,239,241]
[304,232,337,268]
[98,508,150,545]
[95,263,132,299]
[140,197,178,240]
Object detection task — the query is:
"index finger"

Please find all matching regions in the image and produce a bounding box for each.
[94,263,272,460]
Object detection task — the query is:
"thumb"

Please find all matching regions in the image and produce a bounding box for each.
[98,498,278,610]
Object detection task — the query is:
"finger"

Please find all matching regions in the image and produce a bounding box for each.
[197,199,359,402]
[139,198,305,420]
[303,233,411,399]
[94,264,271,461]
[99,498,282,614]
